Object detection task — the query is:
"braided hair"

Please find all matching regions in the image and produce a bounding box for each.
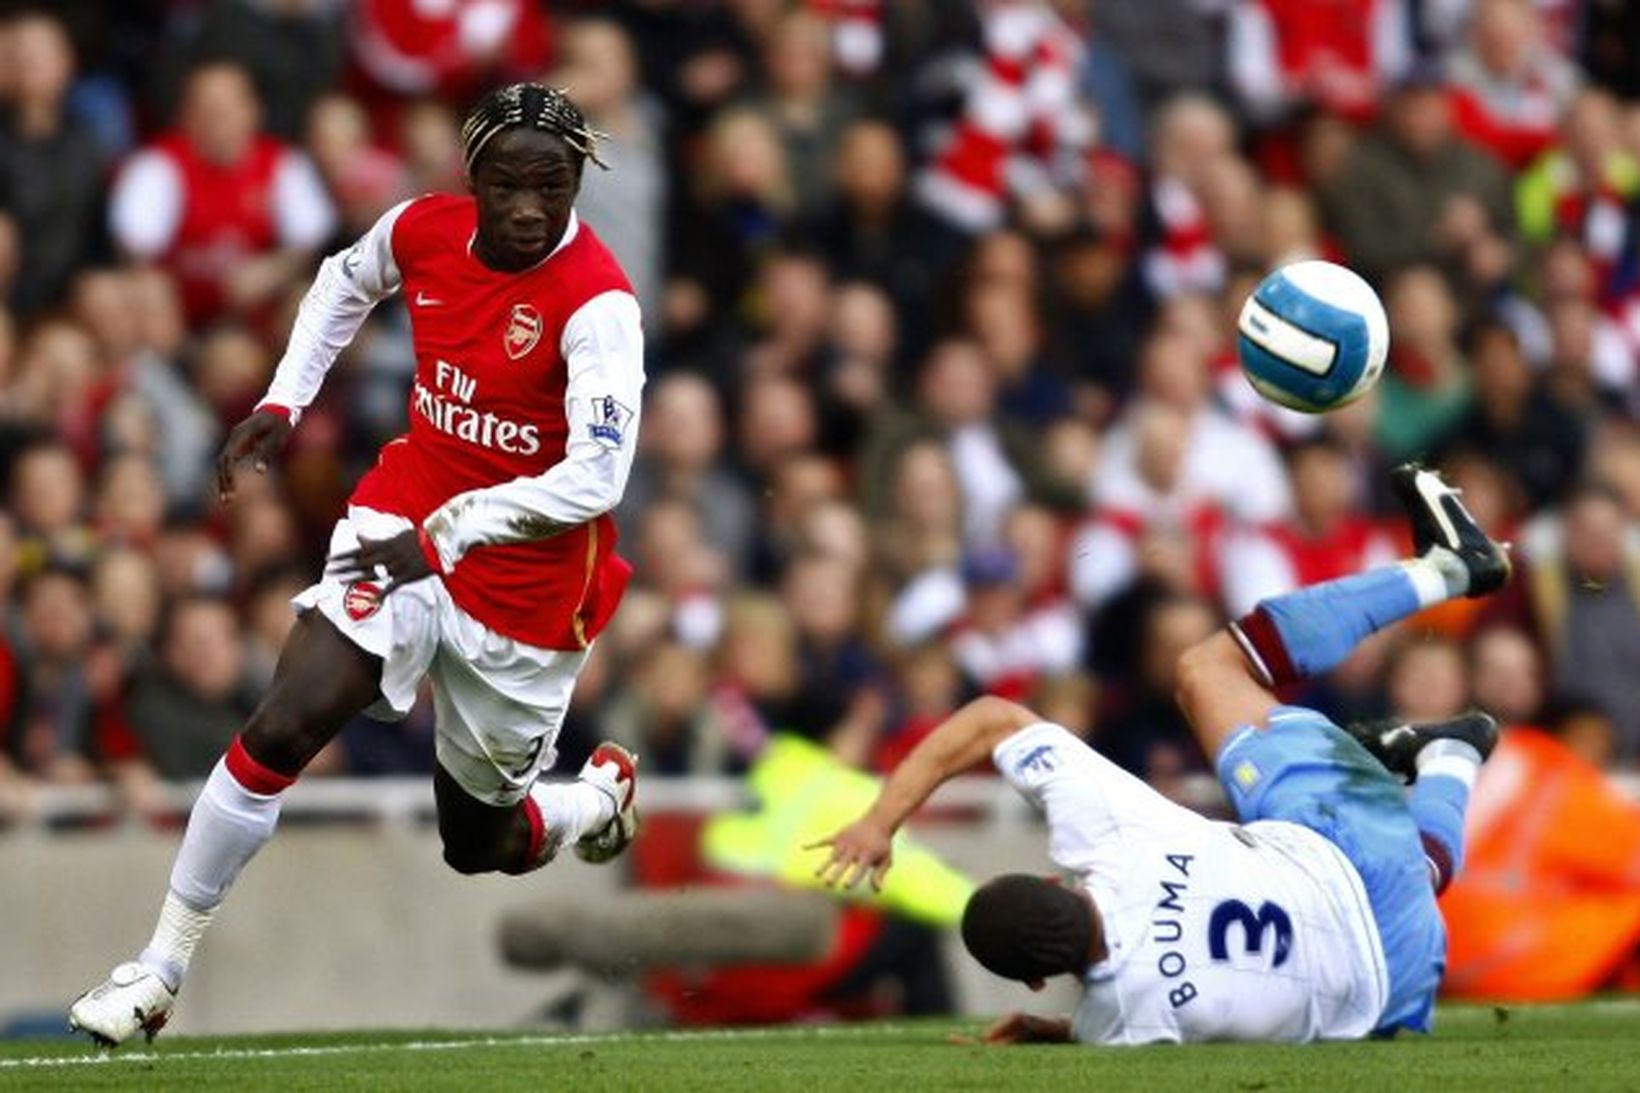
[460,83,609,175]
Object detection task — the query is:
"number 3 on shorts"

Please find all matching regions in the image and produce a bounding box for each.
[513,735,546,779]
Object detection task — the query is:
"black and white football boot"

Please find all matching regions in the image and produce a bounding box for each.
[1391,463,1512,597]
[1344,711,1500,784]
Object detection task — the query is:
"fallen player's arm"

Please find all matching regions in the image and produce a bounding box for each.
[811,697,1037,890]
[950,1013,1074,1046]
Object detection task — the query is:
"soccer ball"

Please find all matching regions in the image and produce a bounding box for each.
[1236,260,1389,413]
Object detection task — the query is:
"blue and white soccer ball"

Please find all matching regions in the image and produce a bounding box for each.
[1236,260,1389,414]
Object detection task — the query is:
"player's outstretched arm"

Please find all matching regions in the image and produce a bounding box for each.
[811,697,1039,891]
[219,200,410,503]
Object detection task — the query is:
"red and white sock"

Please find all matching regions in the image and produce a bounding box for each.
[138,737,293,990]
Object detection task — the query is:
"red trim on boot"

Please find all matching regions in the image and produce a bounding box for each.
[225,736,296,795]
[1231,607,1300,687]
[504,795,550,875]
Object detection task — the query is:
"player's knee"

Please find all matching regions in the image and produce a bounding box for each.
[239,706,316,778]
[966,695,1037,735]
[441,838,506,876]
[1174,636,1231,712]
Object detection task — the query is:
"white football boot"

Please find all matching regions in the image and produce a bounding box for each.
[573,742,639,864]
[68,961,175,1047]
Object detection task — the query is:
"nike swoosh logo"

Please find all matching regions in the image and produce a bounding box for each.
[415,292,443,306]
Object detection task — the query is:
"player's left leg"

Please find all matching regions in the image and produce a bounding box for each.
[427,637,637,875]
[1180,464,1509,759]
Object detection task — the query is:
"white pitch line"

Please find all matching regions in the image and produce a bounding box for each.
[0,1023,919,1071]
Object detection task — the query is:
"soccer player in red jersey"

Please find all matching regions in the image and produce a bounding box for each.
[70,85,644,1046]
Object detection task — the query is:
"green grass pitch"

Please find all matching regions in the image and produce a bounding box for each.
[2,1002,1637,1091]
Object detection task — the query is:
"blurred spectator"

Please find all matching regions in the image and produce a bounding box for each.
[861,339,1038,547]
[621,373,756,580]
[94,454,167,549]
[1323,67,1513,285]
[1228,0,1413,124]
[1385,634,1470,723]
[1519,482,1640,760]
[1097,593,1216,787]
[631,496,728,654]
[1072,400,1226,612]
[603,640,712,776]
[69,269,217,506]
[1043,225,1149,409]
[347,0,549,104]
[1440,318,1585,508]
[7,568,102,784]
[0,12,106,316]
[1441,702,1640,1001]
[9,442,94,571]
[1142,95,1237,299]
[126,597,257,779]
[109,61,335,324]
[948,522,1081,699]
[1446,0,1580,169]
[552,18,666,322]
[749,9,859,220]
[666,108,796,351]
[1219,438,1398,617]
[816,119,955,360]
[780,551,880,743]
[916,1,1092,235]
[1515,90,1638,288]
[1089,0,1222,112]
[1375,266,1472,461]
[876,439,964,600]
[304,93,409,238]
[154,0,345,141]
[1094,327,1292,529]
[1470,625,1546,726]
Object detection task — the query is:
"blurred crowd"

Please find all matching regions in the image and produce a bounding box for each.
[3,0,1640,822]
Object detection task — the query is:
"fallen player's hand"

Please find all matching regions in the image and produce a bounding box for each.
[807,818,894,892]
[217,409,292,503]
[328,529,437,593]
[949,1013,1072,1046]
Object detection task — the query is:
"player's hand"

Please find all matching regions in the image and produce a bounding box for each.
[217,410,292,503]
[807,817,894,892]
[327,529,436,592]
[949,1013,1072,1046]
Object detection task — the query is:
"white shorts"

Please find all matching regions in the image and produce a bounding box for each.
[293,506,588,806]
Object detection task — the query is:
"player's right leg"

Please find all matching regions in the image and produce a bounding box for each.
[69,612,382,1046]
[1179,464,1509,755]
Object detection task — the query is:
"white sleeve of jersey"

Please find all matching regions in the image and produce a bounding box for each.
[108,149,184,259]
[272,150,339,250]
[422,290,645,569]
[257,199,410,422]
[993,721,1197,880]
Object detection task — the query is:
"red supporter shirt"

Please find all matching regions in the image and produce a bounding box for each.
[109,133,336,324]
[258,194,646,650]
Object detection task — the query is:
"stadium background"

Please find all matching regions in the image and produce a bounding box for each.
[3,0,1640,1035]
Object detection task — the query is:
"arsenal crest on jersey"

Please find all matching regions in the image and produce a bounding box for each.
[343,580,383,621]
[505,303,543,360]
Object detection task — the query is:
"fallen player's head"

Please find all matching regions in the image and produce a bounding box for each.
[961,874,1098,984]
[460,83,608,269]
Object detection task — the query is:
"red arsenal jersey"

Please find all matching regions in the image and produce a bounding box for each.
[259,192,643,649]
